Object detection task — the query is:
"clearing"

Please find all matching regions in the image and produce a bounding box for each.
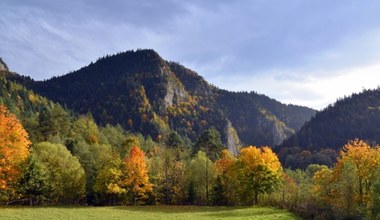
[0,206,299,220]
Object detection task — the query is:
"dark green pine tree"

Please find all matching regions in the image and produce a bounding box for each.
[165,132,185,149]
[18,157,48,206]
[193,127,225,161]
[212,175,227,206]
[187,181,196,205]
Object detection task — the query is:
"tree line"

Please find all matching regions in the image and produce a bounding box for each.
[0,104,282,207]
[2,101,380,219]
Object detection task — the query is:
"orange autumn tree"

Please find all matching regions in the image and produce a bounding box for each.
[122,146,153,205]
[214,149,237,205]
[215,150,235,175]
[0,105,30,192]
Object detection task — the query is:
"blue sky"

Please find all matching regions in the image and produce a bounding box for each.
[1,0,380,109]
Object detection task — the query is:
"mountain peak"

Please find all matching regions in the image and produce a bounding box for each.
[99,49,163,66]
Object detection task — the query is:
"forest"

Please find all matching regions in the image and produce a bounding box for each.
[0,77,380,219]
[2,52,380,219]
[278,88,380,169]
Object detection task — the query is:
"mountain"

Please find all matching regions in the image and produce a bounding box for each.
[278,88,380,168]
[10,49,316,149]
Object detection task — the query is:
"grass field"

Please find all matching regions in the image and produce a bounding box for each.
[0,206,300,220]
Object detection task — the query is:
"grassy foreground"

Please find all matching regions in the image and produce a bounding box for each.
[0,206,299,220]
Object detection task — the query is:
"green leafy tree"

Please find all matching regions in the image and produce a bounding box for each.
[32,142,86,204]
[18,157,47,206]
[189,151,215,205]
[120,136,140,158]
[148,147,187,205]
[275,165,324,217]
[72,114,100,144]
[99,124,126,149]
[372,180,380,218]
[72,141,117,204]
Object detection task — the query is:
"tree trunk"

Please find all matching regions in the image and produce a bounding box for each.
[206,158,209,205]
[254,191,258,205]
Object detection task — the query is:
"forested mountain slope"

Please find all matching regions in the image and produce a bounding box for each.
[281,88,380,150]
[278,88,380,168]
[15,49,315,147]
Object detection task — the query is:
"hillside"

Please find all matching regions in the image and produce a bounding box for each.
[278,88,380,168]
[0,69,71,143]
[0,63,166,205]
[10,50,316,148]
[0,61,300,207]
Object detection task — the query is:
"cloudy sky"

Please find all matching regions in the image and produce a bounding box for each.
[1,0,380,110]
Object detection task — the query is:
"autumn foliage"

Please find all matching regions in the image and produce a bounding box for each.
[123,146,153,204]
[6,75,380,219]
[311,139,380,218]
[215,150,235,175]
[238,146,282,204]
[0,105,30,190]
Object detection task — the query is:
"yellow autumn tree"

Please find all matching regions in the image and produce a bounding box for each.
[122,146,153,205]
[337,140,380,208]
[312,139,380,218]
[237,146,282,205]
[0,105,31,192]
[93,158,125,205]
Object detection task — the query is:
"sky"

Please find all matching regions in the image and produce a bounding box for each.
[1,0,380,110]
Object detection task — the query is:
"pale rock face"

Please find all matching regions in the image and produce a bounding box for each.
[257,115,293,146]
[0,58,8,71]
[162,69,187,108]
[226,120,241,155]
[271,121,290,146]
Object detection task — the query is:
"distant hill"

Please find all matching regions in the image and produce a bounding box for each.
[8,49,316,149]
[278,88,380,168]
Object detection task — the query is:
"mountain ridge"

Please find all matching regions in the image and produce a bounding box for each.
[280,88,380,150]
[278,87,380,168]
[4,49,316,148]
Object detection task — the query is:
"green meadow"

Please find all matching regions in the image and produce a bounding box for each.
[0,206,300,220]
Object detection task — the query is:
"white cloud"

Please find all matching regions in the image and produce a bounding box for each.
[212,63,380,110]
